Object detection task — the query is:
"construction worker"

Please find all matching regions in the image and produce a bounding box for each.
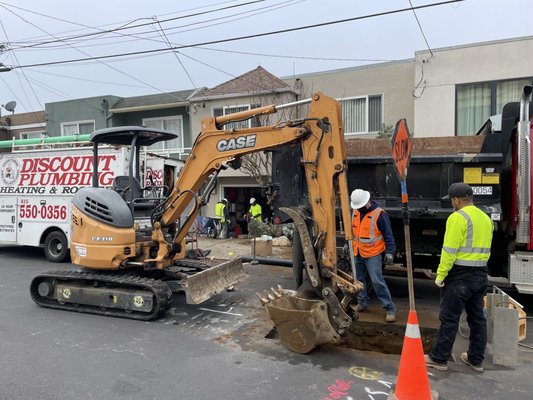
[215,198,229,239]
[248,197,262,223]
[350,189,397,323]
[425,183,492,372]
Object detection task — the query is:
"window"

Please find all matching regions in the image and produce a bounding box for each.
[212,104,262,130]
[456,78,532,136]
[61,120,95,136]
[340,95,382,135]
[142,116,183,151]
[20,131,44,140]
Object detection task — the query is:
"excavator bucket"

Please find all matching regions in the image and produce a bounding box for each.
[181,258,245,304]
[258,286,341,354]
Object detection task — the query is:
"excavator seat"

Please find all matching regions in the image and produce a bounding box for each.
[112,175,162,211]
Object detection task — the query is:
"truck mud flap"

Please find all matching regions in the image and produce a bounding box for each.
[258,286,341,354]
[181,258,245,304]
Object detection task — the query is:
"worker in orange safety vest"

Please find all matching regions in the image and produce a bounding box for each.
[351,188,397,323]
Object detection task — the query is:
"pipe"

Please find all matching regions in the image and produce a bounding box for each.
[241,255,293,267]
[516,86,533,244]
[0,133,91,149]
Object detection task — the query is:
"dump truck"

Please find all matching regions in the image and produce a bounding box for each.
[272,86,533,294]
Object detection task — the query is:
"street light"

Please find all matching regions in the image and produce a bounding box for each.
[0,63,12,72]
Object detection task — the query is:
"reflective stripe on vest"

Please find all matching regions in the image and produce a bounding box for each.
[352,207,386,257]
[446,209,491,267]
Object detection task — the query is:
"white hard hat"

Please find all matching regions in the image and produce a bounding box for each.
[250,197,256,204]
[223,198,228,203]
[350,189,370,209]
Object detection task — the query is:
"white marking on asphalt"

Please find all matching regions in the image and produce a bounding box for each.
[199,307,243,316]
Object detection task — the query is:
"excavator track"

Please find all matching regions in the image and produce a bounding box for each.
[30,270,173,321]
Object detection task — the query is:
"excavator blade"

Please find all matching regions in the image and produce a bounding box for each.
[181,258,245,304]
[258,286,341,354]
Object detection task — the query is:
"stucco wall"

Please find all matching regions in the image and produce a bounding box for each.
[45,95,122,136]
[283,60,415,136]
[414,36,533,137]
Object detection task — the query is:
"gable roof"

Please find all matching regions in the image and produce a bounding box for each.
[112,89,196,113]
[198,66,292,99]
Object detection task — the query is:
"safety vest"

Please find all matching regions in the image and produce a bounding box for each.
[249,203,262,222]
[441,205,492,267]
[352,208,386,257]
[215,202,226,223]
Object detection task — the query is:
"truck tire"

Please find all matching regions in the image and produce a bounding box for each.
[292,227,304,289]
[44,231,68,263]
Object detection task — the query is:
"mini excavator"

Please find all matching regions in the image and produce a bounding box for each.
[30,93,362,353]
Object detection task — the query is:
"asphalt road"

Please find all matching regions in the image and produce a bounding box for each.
[1,245,533,400]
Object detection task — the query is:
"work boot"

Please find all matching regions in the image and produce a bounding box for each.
[424,354,448,371]
[461,352,484,372]
[385,312,396,323]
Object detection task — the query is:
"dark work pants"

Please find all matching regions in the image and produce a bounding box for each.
[429,274,489,366]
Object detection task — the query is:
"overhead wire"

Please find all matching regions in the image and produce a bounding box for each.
[3,0,239,43]
[3,0,265,50]
[7,0,301,52]
[150,16,202,96]
[0,17,43,122]
[408,0,434,100]
[6,0,465,70]
[0,4,187,102]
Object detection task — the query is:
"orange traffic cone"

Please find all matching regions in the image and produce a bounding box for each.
[388,310,439,400]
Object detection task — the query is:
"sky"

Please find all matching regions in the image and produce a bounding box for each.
[0,0,532,114]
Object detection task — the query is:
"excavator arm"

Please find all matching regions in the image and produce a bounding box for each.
[149,93,362,352]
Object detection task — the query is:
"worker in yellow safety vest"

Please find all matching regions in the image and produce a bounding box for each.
[425,182,493,373]
[215,198,229,238]
[248,197,262,223]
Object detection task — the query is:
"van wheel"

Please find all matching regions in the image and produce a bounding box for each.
[44,231,68,263]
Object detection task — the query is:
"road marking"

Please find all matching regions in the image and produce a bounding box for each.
[348,366,383,380]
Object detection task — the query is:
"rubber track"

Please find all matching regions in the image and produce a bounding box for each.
[30,270,173,321]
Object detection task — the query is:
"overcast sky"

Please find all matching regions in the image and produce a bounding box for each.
[0,0,531,113]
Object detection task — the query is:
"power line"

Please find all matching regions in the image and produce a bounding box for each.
[0,4,185,102]
[7,1,464,70]
[0,17,43,122]
[3,0,265,50]
[7,0,301,53]
[2,0,239,43]
[408,0,434,57]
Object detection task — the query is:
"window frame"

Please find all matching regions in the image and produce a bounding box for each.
[455,76,533,136]
[339,94,383,136]
[19,130,45,140]
[212,104,254,130]
[60,120,95,136]
[141,115,184,150]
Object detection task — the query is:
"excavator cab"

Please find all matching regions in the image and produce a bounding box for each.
[91,126,175,215]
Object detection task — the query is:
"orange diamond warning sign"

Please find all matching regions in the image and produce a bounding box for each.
[391,119,412,181]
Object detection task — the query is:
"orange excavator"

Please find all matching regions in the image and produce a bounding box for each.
[30,92,362,353]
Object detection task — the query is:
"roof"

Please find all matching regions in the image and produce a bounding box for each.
[2,111,46,127]
[199,66,292,98]
[112,89,196,113]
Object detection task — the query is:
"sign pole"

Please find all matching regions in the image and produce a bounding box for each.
[401,180,416,311]
[391,119,415,311]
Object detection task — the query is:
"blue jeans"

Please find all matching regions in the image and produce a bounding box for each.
[429,274,488,365]
[356,254,396,313]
